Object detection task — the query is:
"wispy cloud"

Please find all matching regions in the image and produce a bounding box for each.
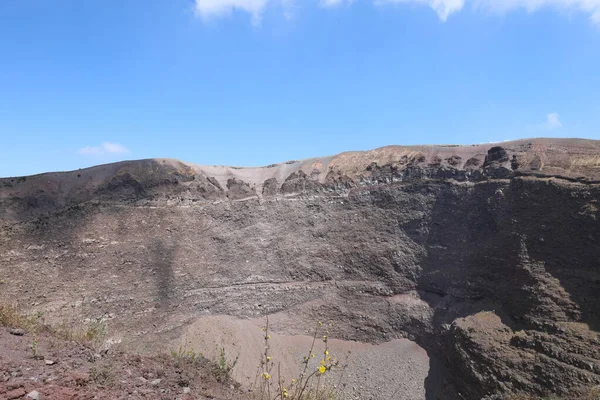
[320,0,353,7]
[194,0,600,24]
[375,0,465,22]
[546,112,563,130]
[78,142,130,156]
[474,0,600,20]
[195,0,270,24]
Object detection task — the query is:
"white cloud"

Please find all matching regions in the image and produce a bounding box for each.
[546,112,563,129]
[195,0,270,24]
[281,0,296,19]
[375,0,465,21]
[78,142,130,156]
[474,0,600,24]
[78,146,103,156]
[194,0,600,24]
[320,0,353,7]
[101,142,129,153]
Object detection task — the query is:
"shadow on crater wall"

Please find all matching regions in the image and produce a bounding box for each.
[412,178,600,399]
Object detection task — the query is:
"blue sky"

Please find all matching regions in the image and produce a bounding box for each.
[1,0,599,177]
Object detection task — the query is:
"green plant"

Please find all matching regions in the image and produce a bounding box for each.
[252,318,340,400]
[213,346,239,383]
[171,345,203,364]
[31,337,40,358]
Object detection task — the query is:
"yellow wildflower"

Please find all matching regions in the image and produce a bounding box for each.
[266,356,271,362]
[262,373,271,380]
[310,353,315,358]
[318,365,326,374]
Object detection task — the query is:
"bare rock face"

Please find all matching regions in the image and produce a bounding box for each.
[483,146,514,178]
[261,178,278,196]
[0,138,599,399]
[226,177,256,200]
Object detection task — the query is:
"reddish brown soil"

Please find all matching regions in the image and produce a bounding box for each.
[0,327,247,400]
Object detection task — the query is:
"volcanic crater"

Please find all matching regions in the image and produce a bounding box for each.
[1,138,600,399]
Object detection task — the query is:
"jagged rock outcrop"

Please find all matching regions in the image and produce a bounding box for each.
[0,138,599,399]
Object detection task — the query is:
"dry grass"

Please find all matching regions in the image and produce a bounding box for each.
[89,361,115,385]
[52,318,108,350]
[0,303,43,333]
[0,302,107,351]
[571,156,600,168]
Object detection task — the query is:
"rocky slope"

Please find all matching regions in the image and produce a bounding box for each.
[0,323,247,400]
[1,138,599,399]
